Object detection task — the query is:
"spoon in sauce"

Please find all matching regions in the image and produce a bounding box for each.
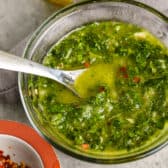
[0,50,86,96]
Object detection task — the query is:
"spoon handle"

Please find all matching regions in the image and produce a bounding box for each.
[0,50,61,80]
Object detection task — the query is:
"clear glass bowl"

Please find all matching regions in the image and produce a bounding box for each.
[18,0,168,163]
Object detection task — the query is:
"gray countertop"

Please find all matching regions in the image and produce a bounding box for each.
[0,0,168,168]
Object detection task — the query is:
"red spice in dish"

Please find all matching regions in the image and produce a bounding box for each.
[133,76,141,83]
[84,61,90,68]
[119,66,129,79]
[0,150,30,168]
[81,144,89,150]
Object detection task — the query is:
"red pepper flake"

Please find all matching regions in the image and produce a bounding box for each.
[0,150,30,168]
[133,76,141,83]
[119,66,129,79]
[82,144,89,150]
[119,66,127,73]
[0,150,3,156]
[84,61,90,68]
[123,74,129,79]
[98,86,105,93]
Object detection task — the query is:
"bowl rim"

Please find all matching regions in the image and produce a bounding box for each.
[18,0,168,164]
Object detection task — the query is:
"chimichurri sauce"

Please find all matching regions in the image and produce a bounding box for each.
[29,21,168,152]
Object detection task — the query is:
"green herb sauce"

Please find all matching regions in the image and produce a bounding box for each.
[29,21,168,152]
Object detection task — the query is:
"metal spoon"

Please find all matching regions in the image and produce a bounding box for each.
[0,50,85,96]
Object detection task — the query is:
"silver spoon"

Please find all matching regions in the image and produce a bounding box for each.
[0,50,86,96]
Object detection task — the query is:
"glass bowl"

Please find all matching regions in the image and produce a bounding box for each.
[18,0,168,164]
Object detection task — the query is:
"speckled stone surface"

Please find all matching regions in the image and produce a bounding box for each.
[0,1,168,168]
